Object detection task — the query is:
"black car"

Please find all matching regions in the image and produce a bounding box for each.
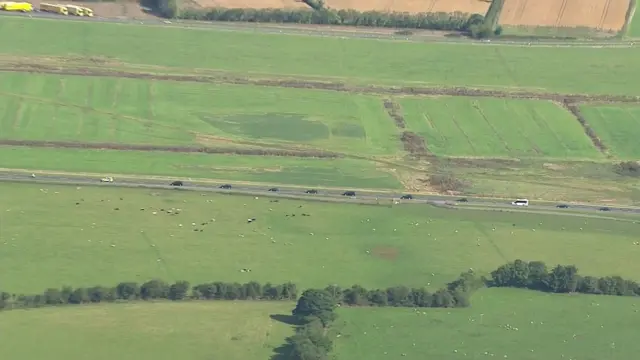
[456,198,469,202]
[305,189,318,194]
[170,180,183,186]
[342,191,356,197]
[219,184,232,189]
[599,207,611,212]
[268,187,279,192]
[556,204,569,209]
[400,194,414,200]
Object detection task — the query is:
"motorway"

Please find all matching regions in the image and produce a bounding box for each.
[1,170,639,216]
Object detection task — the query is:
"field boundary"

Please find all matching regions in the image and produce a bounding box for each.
[619,0,637,36]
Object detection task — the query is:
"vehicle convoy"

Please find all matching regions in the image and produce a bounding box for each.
[40,2,67,15]
[100,177,114,183]
[1,2,33,11]
[65,4,83,15]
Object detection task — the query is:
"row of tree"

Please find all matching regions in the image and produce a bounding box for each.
[287,289,339,360]
[0,280,298,310]
[174,8,483,32]
[490,260,640,296]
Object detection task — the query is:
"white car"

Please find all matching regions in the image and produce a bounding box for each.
[100,177,114,183]
[511,199,529,206]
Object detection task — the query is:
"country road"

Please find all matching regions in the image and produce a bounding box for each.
[2,11,638,48]
[1,170,639,216]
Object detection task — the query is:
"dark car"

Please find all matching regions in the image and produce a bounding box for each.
[219,184,232,189]
[342,191,356,197]
[268,187,279,192]
[170,180,183,186]
[400,194,414,200]
[305,189,318,194]
[599,207,611,212]
[456,198,469,202]
[556,204,569,209]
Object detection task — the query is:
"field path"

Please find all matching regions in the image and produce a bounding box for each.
[599,0,613,29]
[555,0,569,27]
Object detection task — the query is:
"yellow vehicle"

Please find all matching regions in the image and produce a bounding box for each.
[2,2,33,11]
[80,6,92,16]
[40,2,67,15]
[65,4,83,15]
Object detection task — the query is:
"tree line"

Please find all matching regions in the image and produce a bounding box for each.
[0,280,298,310]
[490,259,640,296]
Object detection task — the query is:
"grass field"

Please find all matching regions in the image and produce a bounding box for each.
[401,97,601,159]
[333,287,640,360]
[0,147,402,189]
[1,182,639,294]
[580,104,640,159]
[0,72,400,156]
[0,301,295,360]
[3,17,640,95]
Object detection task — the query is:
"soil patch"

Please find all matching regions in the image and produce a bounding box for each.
[500,0,630,31]
[192,0,309,9]
[383,98,406,129]
[401,131,428,157]
[0,139,342,158]
[3,64,640,104]
[371,246,398,261]
[324,0,490,14]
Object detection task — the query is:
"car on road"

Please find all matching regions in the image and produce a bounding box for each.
[305,189,318,194]
[599,207,611,212]
[100,177,114,183]
[342,191,356,197]
[400,194,413,200]
[30,173,36,178]
[268,187,279,192]
[170,180,183,186]
[456,198,469,202]
[511,199,529,206]
[556,204,569,209]
[219,184,232,189]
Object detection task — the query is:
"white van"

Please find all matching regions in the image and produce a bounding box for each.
[511,199,529,206]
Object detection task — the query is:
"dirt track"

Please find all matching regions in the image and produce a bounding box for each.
[4,64,640,104]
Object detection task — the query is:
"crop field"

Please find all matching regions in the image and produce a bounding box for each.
[400,97,601,159]
[579,104,640,159]
[333,288,640,360]
[322,0,490,14]
[0,301,295,360]
[1,183,639,294]
[499,0,631,31]
[3,17,640,96]
[0,72,400,156]
[193,0,309,9]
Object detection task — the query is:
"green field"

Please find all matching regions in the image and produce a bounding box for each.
[401,97,600,159]
[0,147,402,189]
[334,288,640,360]
[3,17,640,95]
[0,72,399,156]
[580,104,640,159]
[1,182,639,294]
[0,301,294,360]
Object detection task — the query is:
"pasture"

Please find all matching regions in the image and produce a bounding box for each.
[322,0,490,14]
[580,104,640,159]
[333,287,640,360]
[3,17,640,95]
[0,301,295,360]
[0,72,400,156]
[499,0,630,31]
[400,97,601,159]
[1,182,639,294]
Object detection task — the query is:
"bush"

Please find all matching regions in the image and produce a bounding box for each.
[615,161,640,177]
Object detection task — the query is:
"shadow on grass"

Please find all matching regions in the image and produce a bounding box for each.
[270,337,296,360]
[270,314,301,326]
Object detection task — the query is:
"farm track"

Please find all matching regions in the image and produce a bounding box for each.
[3,64,640,105]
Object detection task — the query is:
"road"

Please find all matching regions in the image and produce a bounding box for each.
[1,170,639,216]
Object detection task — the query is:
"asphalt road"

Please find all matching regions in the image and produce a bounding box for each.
[1,171,638,215]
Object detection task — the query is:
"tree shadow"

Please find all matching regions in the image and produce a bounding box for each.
[270,338,295,360]
[270,314,301,326]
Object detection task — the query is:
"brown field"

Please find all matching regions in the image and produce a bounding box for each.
[323,0,490,14]
[192,0,310,9]
[499,0,631,31]
[30,0,155,18]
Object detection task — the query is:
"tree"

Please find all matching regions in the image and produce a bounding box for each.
[290,335,328,360]
[292,289,337,327]
[527,261,548,290]
[544,265,579,293]
[43,288,64,305]
[68,288,89,304]
[140,279,170,300]
[368,289,388,306]
[116,282,140,300]
[168,281,190,301]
